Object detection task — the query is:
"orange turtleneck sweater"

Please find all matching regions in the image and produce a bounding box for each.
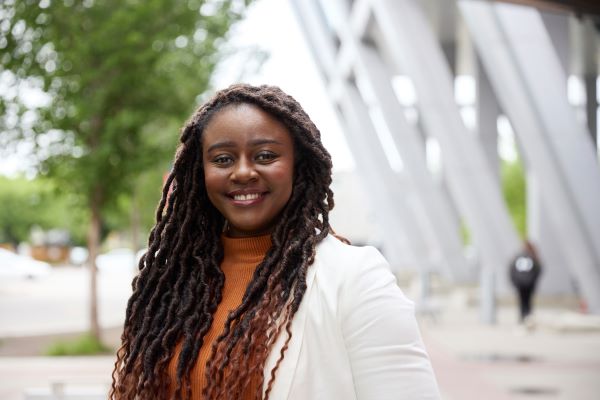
[167,234,272,398]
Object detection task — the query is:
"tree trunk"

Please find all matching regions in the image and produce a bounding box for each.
[131,191,141,263]
[87,186,102,342]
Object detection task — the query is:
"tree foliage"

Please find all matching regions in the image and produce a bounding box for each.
[0,176,87,245]
[501,158,527,239]
[1,0,250,212]
[0,0,252,340]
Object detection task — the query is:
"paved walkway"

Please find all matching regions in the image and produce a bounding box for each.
[0,356,113,399]
[0,267,132,337]
[1,306,599,399]
[420,306,600,400]
[1,268,600,399]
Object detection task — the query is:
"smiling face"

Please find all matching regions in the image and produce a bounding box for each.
[202,103,295,237]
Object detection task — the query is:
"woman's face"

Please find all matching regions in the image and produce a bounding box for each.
[202,103,295,237]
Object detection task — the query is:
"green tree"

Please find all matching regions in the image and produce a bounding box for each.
[0,176,87,245]
[102,158,173,251]
[0,176,45,245]
[501,158,527,239]
[0,0,251,341]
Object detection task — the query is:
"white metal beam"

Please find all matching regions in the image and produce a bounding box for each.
[459,0,600,312]
[368,0,521,321]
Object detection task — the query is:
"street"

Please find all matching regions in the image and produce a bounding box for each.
[0,266,133,337]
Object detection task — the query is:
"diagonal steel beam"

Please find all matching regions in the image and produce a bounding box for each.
[369,0,521,282]
[290,0,430,271]
[459,0,600,312]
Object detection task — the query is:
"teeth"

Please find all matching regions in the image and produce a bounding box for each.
[234,193,260,201]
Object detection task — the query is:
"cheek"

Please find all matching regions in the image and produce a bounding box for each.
[272,162,294,197]
[203,168,223,200]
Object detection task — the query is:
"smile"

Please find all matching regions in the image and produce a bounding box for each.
[227,191,267,206]
[233,193,260,201]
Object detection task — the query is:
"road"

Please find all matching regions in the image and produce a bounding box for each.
[0,266,133,337]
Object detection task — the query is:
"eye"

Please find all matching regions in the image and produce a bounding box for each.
[212,154,233,166]
[256,151,277,162]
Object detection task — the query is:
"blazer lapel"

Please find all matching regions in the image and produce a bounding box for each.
[262,258,319,399]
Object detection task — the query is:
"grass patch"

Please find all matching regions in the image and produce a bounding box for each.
[46,333,112,356]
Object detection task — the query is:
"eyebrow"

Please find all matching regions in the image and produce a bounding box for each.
[206,138,283,152]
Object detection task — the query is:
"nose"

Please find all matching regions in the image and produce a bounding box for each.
[231,157,258,184]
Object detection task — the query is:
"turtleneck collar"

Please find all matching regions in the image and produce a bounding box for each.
[221,233,272,264]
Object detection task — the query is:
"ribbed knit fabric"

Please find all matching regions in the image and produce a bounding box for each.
[167,233,271,399]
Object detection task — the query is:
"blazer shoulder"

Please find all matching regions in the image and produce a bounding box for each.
[315,234,389,277]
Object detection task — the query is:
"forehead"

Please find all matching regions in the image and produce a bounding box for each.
[202,103,293,148]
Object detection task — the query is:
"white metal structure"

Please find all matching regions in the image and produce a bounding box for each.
[291,0,600,317]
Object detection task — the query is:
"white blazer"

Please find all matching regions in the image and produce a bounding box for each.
[263,235,441,399]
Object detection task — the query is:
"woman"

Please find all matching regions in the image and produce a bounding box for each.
[110,84,440,399]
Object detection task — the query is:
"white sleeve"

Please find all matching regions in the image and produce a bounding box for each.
[340,247,441,400]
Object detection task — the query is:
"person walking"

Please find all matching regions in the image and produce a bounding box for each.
[510,240,542,326]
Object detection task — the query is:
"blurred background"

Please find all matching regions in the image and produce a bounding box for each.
[1,0,600,399]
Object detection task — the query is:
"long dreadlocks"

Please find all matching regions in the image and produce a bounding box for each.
[110,84,334,399]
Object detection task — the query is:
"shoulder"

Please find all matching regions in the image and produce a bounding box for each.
[314,234,406,304]
[314,237,422,357]
[315,234,388,272]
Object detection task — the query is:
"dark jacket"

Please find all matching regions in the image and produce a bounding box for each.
[509,252,541,288]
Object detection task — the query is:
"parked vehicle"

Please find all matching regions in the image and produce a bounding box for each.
[69,246,89,266]
[96,248,145,274]
[0,248,52,279]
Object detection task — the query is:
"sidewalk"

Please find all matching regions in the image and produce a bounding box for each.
[2,266,600,400]
[0,356,114,400]
[419,305,600,400]
[1,306,599,399]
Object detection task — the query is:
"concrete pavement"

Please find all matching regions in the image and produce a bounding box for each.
[1,267,600,399]
[1,305,599,399]
[420,305,600,400]
[0,266,132,337]
[0,356,113,400]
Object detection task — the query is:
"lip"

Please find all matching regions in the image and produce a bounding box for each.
[226,189,268,207]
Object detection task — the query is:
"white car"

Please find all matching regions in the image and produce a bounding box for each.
[96,248,144,274]
[0,248,52,279]
[69,246,89,266]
